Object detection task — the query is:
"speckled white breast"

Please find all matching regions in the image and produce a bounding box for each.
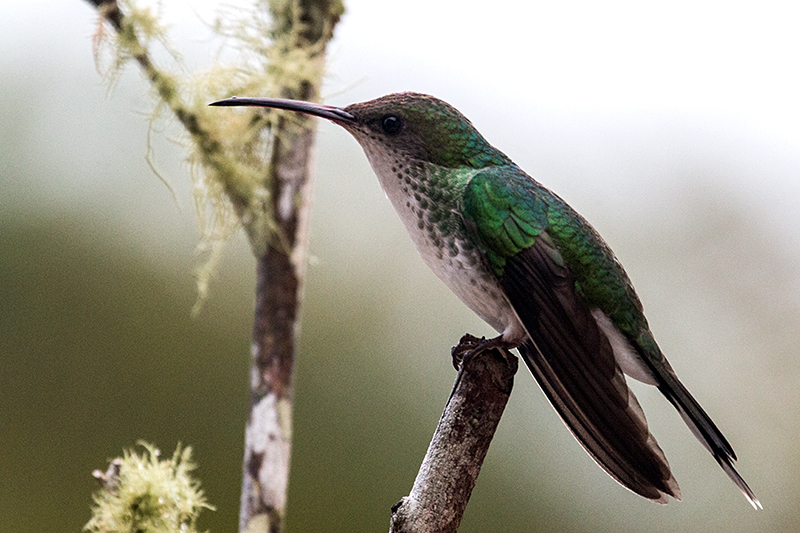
[359,142,526,342]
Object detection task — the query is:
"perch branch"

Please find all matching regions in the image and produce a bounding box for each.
[389,336,518,533]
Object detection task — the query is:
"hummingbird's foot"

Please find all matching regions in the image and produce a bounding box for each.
[450,333,516,370]
[451,333,485,370]
[447,333,519,403]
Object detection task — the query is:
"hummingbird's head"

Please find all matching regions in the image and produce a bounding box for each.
[210,92,511,170]
[339,92,511,170]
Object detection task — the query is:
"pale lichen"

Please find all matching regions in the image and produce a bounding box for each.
[92,0,179,90]
[90,0,341,309]
[85,442,213,533]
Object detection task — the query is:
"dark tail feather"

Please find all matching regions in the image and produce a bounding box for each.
[656,370,762,509]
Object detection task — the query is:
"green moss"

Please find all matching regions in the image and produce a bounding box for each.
[85,443,213,533]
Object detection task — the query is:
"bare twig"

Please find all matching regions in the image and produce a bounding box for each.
[240,104,317,533]
[239,3,343,530]
[389,339,518,533]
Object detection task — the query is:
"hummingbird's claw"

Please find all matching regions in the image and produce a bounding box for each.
[451,334,485,369]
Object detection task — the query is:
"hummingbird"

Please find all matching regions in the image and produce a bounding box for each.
[211,92,760,508]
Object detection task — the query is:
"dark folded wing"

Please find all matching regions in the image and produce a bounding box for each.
[505,234,680,501]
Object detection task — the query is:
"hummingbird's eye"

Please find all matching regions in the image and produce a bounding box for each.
[380,114,403,135]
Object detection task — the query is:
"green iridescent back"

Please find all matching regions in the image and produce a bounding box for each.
[462,165,650,338]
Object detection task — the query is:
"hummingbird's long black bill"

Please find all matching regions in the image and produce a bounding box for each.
[209,96,355,124]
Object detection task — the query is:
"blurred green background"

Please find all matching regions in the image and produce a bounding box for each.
[2,1,799,532]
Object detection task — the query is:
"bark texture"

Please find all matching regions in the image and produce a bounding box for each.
[390,342,518,533]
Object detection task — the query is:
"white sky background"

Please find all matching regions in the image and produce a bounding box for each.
[334,1,799,124]
[5,0,799,137]
[156,0,799,139]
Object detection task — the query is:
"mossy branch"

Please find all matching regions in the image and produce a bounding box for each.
[85,1,344,532]
[88,0,342,255]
